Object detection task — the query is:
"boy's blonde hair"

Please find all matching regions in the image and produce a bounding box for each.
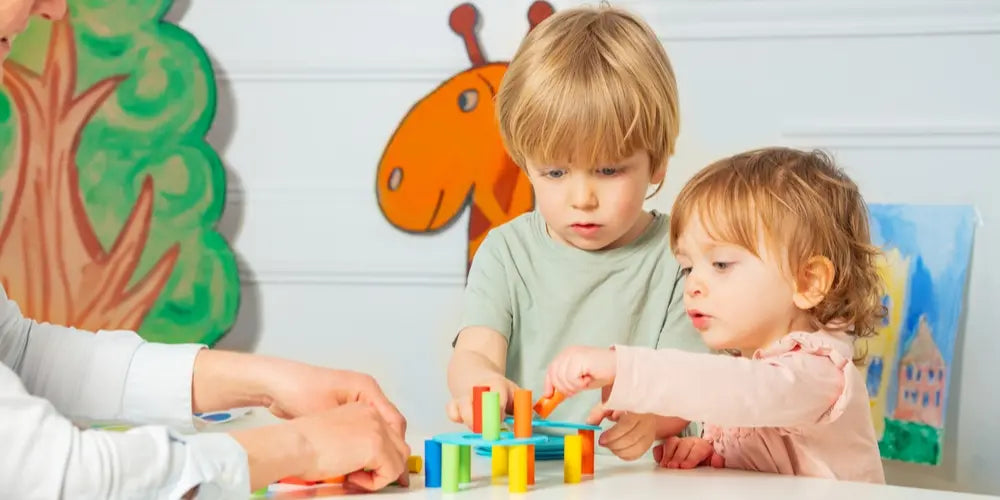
[669,147,887,343]
[495,3,679,196]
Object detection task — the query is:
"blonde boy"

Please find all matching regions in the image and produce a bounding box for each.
[445,4,708,460]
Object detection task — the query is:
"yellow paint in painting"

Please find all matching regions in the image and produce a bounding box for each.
[864,247,910,439]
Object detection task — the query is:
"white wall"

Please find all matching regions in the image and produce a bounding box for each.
[169,0,1000,495]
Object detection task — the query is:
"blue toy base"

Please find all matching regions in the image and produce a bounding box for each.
[474,435,565,460]
[503,416,601,431]
[431,431,549,447]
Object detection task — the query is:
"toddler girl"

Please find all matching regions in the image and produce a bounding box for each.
[543,146,886,483]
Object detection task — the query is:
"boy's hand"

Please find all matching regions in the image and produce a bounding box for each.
[543,345,617,398]
[586,404,657,461]
[446,375,521,430]
[653,436,725,469]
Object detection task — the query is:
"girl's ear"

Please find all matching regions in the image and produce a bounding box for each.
[793,255,834,310]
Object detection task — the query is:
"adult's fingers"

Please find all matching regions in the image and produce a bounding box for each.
[360,381,408,439]
[348,428,407,491]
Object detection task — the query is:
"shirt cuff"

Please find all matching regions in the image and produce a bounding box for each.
[121,342,206,433]
[166,431,251,500]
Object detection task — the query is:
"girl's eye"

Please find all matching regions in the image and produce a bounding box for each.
[713,262,731,271]
[679,267,691,276]
[544,170,565,179]
[599,167,619,176]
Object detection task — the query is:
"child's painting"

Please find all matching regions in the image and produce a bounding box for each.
[376,2,556,274]
[863,204,976,465]
[0,1,239,346]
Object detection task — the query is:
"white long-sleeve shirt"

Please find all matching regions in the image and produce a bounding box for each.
[0,285,251,499]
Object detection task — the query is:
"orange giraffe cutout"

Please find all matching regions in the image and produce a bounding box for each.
[376,2,554,274]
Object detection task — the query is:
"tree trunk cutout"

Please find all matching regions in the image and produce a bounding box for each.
[0,18,178,332]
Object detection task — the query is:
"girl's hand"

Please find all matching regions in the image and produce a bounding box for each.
[653,436,725,469]
[543,345,617,399]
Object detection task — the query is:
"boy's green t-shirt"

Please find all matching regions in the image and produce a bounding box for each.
[456,209,708,430]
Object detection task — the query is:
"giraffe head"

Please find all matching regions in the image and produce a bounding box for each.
[376,2,554,234]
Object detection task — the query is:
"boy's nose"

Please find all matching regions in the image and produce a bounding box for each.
[569,179,598,210]
[32,0,68,20]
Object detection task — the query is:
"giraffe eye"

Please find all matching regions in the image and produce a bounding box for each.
[458,89,479,112]
[388,167,403,191]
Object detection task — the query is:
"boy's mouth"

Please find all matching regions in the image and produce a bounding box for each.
[570,223,602,236]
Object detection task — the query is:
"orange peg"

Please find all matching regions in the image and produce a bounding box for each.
[514,388,533,438]
[533,390,566,419]
[580,429,595,475]
[528,444,536,485]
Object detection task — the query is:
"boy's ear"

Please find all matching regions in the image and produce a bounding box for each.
[651,161,667,185]
[793,255,834,310]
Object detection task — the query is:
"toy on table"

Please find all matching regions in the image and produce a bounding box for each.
[424,386,599,493]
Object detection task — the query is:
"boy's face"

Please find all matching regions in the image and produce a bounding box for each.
[524,150,663,251]
[673,213,808,355]
[0,0,66,75]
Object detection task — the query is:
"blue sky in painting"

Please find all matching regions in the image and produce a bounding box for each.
[868,204,976,418]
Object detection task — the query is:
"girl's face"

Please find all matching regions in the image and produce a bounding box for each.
[673,213,816,356]
[0,0,66,72]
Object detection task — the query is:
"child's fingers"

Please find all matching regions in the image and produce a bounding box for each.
[678,441,708,469]
[658,437,680,467]
[709,451,726,468]
[446,399,463,423]
[667,438,695,468]
[542,374,555,400]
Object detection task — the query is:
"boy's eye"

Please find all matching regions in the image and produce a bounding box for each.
[598,167,620,176]
[543,169,566,179]
[679,267,692,276]
[712,262,731,271]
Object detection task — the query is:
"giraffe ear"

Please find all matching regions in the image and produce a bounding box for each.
[527,1,555,32]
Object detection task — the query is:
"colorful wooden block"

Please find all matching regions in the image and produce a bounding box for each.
[491,445,508,483]
[508,445,528,493]
[533,390,566,419]
[564,434,582,483]
[472,385,489,434]
[424,439,442,488]
[408,454,423,474]
[580,429,595,475]
[459,445,471,483]
[527,444,535,485]
[482,391,501,441]
[514,389,532,438]
[442,443,460,492]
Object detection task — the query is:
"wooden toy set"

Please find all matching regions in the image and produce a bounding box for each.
[423,387,600,493]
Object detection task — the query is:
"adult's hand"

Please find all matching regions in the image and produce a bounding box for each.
[192,350,407,439]
[230,402,410,492]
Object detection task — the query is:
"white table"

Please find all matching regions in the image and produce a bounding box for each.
[207,411,997,499]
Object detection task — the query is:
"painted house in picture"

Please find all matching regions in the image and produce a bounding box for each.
[894,316,947,428]
[861,204,976,465]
